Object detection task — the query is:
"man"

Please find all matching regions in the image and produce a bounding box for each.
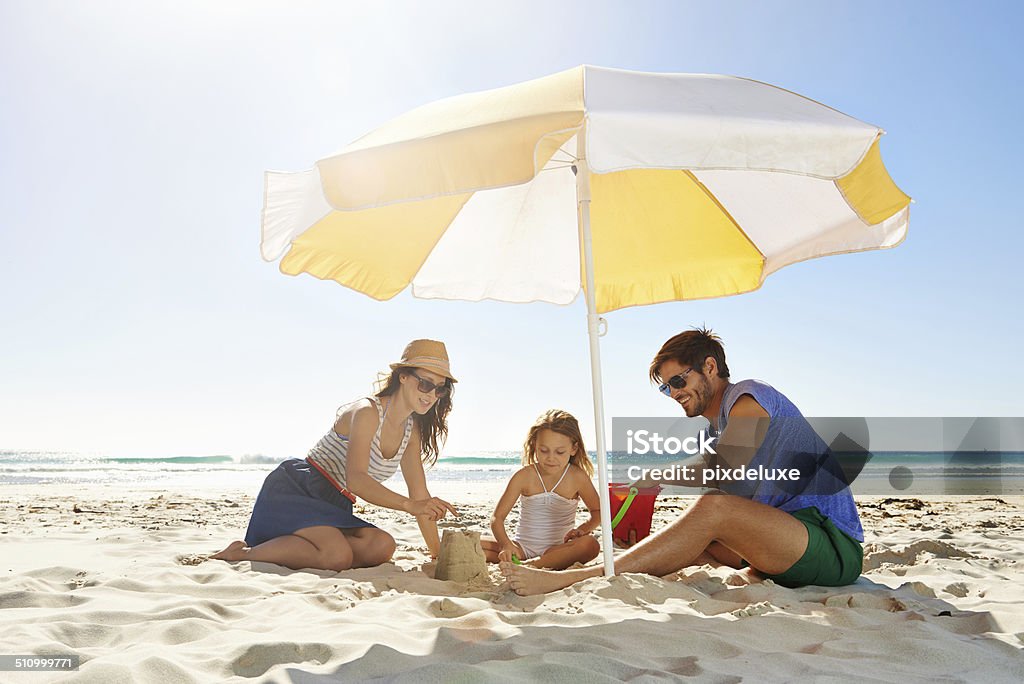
[501,327,863,595]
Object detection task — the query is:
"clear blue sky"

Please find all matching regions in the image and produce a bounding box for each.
[2,0,1022,459]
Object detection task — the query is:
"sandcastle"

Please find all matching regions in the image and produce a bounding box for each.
[434,529,488,583]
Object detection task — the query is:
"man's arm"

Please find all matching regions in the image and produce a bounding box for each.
[629,453,707,488]
[703,395,770,487]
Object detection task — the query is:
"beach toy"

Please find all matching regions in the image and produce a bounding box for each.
[608,483,662,545]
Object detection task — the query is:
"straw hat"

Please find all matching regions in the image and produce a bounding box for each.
[390,339,458,382]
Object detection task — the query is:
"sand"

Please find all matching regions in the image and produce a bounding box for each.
[433,530,488,583]
[1,482,1023,682]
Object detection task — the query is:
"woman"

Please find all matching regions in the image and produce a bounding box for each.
[213,339,459,571]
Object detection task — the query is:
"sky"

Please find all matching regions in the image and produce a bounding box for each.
[1,0,1023,459]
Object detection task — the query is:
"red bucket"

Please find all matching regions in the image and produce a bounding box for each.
[608,483,662,545]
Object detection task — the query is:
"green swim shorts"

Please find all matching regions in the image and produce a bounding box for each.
[763,506,863,588]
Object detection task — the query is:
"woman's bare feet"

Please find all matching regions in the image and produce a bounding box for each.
[499,560,601,596]
[211,540,248,561]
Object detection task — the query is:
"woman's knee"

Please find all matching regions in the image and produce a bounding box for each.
[320,543,355,572]
[373,531,397,561]
[292,527,354,571]
[359,529,397,565]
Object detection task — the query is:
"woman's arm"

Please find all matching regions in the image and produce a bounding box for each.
[400,428,452,558]
[343,406,456,520]
[565,468,602,540]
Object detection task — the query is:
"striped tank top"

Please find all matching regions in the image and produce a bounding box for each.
[306,396,413,501]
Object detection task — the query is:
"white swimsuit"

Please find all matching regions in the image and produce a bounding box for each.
[514,464,580,559]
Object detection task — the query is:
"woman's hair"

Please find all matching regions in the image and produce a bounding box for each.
[374,368,452,466]
[522,409,593,477]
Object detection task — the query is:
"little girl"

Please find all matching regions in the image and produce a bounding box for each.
[481,409,601,570]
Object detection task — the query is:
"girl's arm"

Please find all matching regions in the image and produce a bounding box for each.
[565,467,602,540]
[344,406,457,520]
[400,428,448,558]
[490,470,525,556]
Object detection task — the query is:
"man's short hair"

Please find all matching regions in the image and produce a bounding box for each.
[649,326,731,382]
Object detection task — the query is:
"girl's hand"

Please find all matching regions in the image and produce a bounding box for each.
[564,528,584,543]
[405,496,459,520]
[498,544,518,563]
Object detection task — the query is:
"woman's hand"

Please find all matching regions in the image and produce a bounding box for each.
[404,496,459,521]
[563,527,584,543]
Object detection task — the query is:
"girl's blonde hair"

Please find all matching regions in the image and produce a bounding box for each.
[522,409,593,477]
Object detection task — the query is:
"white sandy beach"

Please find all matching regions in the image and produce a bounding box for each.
[2,482,1023,682]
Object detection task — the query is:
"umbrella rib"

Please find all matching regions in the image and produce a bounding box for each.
[682,170,767,265]
[553,144,579,163]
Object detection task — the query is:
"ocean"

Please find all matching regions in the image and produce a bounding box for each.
[2,450,1023,496]
[0,451,520,492]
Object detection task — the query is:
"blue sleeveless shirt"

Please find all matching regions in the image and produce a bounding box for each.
[715,380,863,541]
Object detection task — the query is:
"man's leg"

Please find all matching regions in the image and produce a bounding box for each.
[692,542,745,568]
[501,492,809,595]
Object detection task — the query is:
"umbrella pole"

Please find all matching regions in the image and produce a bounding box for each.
[576,135,616,578]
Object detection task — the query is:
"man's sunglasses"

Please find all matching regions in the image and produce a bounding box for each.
[658,368,697,396]
[407,370,451,397]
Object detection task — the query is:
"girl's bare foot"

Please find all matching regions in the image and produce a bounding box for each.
[211,540,248,561]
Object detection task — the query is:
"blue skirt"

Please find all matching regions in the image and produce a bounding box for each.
[244,458,376,547]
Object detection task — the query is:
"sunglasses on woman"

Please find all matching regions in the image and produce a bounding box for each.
[407,370,451,397]
[658,367,697,396]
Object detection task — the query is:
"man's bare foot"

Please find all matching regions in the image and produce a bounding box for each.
[498,561,599,596]
[211,540,248,561]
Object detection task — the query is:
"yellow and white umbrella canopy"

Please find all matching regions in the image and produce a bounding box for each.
[261,65,909,575]
[262,65,909,314]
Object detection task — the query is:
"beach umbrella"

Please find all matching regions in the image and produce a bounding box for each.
[260,65,910,576]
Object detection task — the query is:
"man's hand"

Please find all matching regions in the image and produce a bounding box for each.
[629,473,662,489]
[630,455,705,489]
[614,529,639,548]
